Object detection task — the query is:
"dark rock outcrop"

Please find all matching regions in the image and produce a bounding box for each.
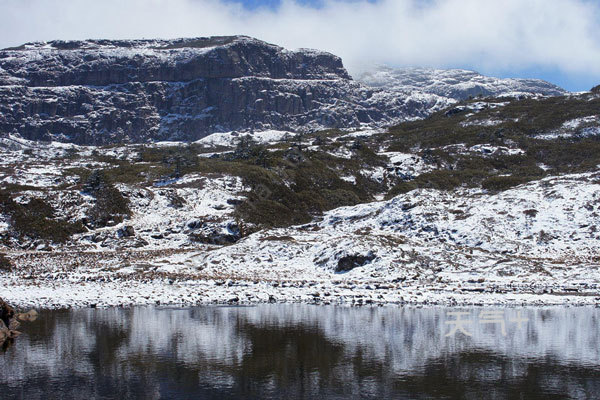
[335,251,377,273]
[0,36,567,145]
[0,297,15,328]
[0,253,12,272]
[0,298,35,348]
[117,225,135,238]
[0,36,406,144]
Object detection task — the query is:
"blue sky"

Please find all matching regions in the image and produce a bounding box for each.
[1,0,599,92]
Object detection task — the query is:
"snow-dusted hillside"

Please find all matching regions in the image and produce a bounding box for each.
[0,42,597,309]
[2,171,599,308]
[0,119,599,308]
[357,66,566,100]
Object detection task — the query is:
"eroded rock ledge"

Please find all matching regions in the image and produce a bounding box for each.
[0,297,37,348]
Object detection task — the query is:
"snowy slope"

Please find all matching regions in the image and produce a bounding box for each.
[357,66,566,100]
[1,166,598,308]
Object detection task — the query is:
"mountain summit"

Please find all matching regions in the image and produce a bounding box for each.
[0,36,566,144]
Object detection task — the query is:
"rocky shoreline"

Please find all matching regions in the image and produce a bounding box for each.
[2,262,599,310]
[0,298,37,348]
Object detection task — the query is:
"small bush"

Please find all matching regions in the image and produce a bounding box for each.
[413,170,462,191]
[0,253,12,272]
[386,181,418,199]
[482,175,528,192]
[83,170,131,228]
[236,199,309,227]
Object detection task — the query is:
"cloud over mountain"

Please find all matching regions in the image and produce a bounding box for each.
[1,0,599,89]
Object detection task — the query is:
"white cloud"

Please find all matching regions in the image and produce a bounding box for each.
[1,0,599,81]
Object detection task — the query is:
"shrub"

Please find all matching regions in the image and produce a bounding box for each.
[481,175,528,192]
[413,170,462,191]
[82,170,131,228]
[236,199,310,227]
[0,191,85,243]
[0,253,12,272]
[386,181,418,199]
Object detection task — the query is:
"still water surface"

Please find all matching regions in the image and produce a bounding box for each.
[1,305,600,399]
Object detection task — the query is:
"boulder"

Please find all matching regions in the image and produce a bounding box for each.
[0,298,37,347]
[335,251,377,273]
[117,225,136,238]
[17,310,38,322]
[0,297,14,328]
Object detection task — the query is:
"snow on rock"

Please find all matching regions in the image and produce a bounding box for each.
[535,116,600,140]
[166,172,600,299]
[460,119,504,127]
[357,66,566,100]
[110,175,246,250]
[0,133,598,308]
[439,143,524,158]
[2,164,598,309]
[197,130,296,147]
[562,116,599,129]
[379,152,435,178]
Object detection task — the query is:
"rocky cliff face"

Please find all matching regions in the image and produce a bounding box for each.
[0,36,566,145]
[1,36,351,86]
[0,36,369,144]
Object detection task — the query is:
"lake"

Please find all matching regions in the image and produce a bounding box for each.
[1,305,600,399]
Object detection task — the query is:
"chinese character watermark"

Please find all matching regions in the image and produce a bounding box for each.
[445,312,473,337]
[445,310,529,337]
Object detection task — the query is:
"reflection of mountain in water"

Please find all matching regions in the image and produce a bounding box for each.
[1,306,600,398]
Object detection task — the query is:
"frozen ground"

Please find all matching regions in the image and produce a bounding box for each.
[1,169,599,309]
[0,126,599,309]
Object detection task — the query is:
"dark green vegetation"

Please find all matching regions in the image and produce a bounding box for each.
[0,253,12,272]
[383,94,600,196]
[82,170,131,228]
[0,191,85,243]
[0,169,130,244]
[2,91,599,243]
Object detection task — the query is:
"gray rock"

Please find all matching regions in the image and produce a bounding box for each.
[357,66,566,100]
[335,251,377,273]
[0,37,567,145]
[0,36,383,144]
[117,225,135,238]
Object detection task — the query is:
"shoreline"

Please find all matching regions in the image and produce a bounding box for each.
[2,244,599,310]
[3,277,599,310]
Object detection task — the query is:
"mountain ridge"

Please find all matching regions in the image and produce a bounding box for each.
[0,36,568,145]
[356,65,566,100]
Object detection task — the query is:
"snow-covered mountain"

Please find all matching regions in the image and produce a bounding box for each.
[0,36,430,144]
[357,66,566,100]
[2,36,598,309]
[0,36,566,145]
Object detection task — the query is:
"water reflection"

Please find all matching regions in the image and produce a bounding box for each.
[1,305,600,399]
